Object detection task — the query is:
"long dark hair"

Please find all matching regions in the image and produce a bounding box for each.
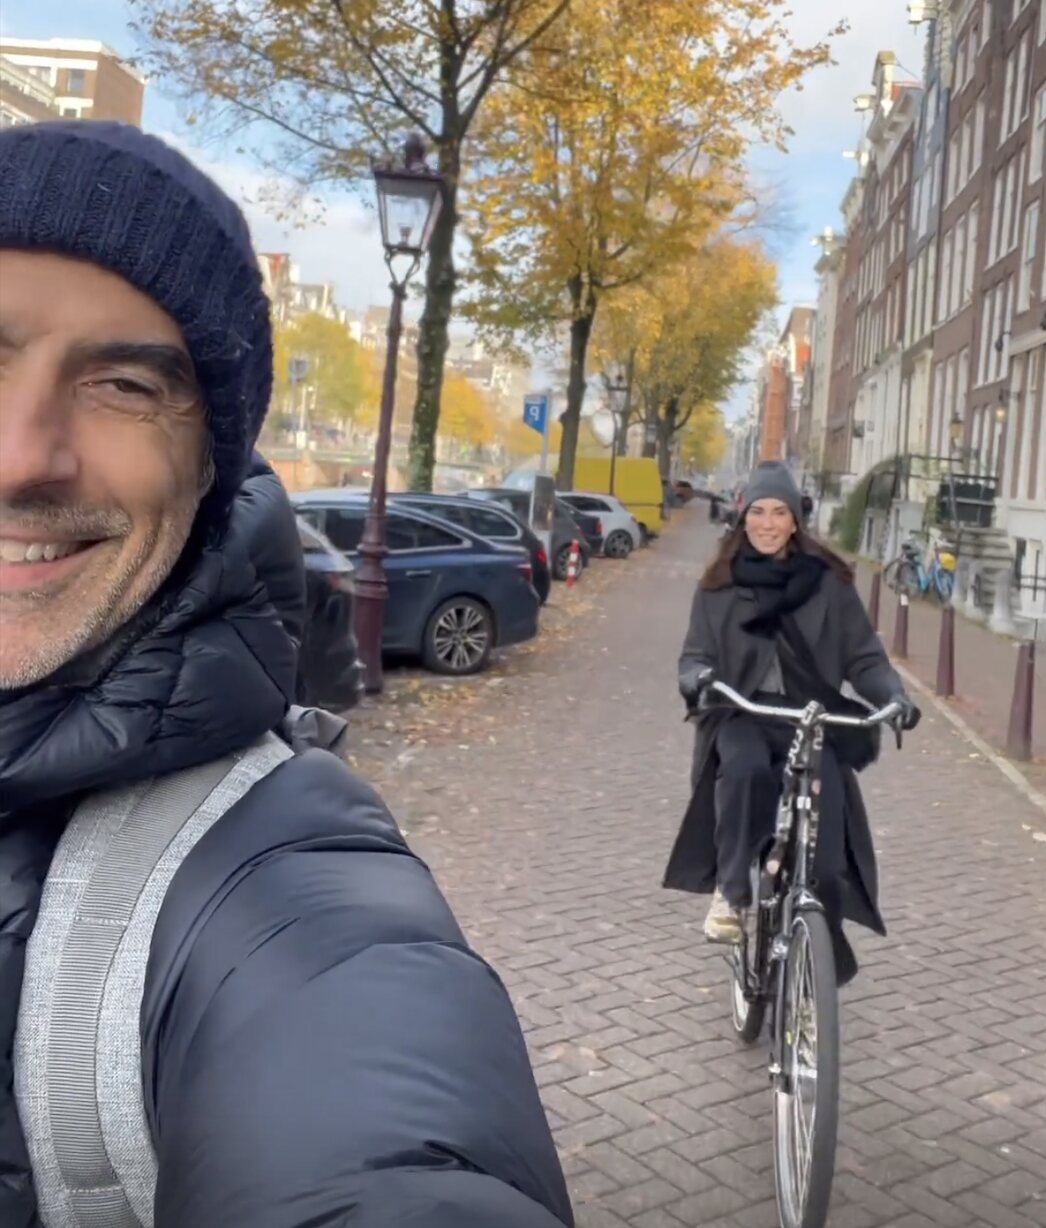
[700,524,854,592]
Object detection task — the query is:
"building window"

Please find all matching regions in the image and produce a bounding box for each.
[1018,201,1041,312]
[1031,88,1046,185]
[939,230,953,322]
[1003,33,1032,139]
[1012,0,1030,21]
[973,97,985,173]
[61,107,77,117]
[957,349,970,431]
[978,291,995,386]
[67,68,85,95]
[947,131,961,202]
[951,214,966,316]
[965,204,979,305]
[925,240,937,337]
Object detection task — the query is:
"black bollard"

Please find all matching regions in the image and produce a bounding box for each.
[1006,640,1036,762]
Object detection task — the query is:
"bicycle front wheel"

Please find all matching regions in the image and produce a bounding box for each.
[934,567,954,603]
[773,909,840,1228]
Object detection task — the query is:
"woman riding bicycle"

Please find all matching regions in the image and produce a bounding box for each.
[666,461,920,985]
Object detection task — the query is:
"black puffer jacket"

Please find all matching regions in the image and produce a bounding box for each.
[0,459,573,1228]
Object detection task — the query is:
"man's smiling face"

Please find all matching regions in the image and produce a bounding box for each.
[0,249,210,688]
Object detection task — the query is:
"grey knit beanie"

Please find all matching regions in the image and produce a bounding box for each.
[742,461,803,523]
[0,121,272,530]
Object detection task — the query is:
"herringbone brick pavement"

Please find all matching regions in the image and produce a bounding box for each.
[353,509,1046,1227]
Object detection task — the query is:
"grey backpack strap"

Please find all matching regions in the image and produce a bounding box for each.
[47,756,233,1228]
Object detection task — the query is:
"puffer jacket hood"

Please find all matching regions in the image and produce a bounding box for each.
[0,457,302,1226]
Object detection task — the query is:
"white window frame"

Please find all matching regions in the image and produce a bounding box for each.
[951,213,966,316]
[1003,48,1017,140]
[1002,159,1018,254]
[989,172,1004,265]
[978,291,995,386]
[925,240,937,337]
[961,111,973,187]
[947,131,960,202]
[939,229,953,322]
[957,349,970,434]
[1031,87,1046,185]
[1018,201,1040,312]
[965,203,979,304]
[974,97,986,174]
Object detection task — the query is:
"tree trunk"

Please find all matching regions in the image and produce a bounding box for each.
[557,279,596,491]
[658,397,679,478]
[407,153,460,492]
[618,348,636,456]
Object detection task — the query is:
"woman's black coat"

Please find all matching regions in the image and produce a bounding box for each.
[664,565,904,936]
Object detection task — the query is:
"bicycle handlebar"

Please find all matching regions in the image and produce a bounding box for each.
[696,679,904,729]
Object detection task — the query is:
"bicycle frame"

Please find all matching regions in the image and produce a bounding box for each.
[734,704,829,1082]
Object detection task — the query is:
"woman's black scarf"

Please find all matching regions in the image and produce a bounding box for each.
[731,543,827,638]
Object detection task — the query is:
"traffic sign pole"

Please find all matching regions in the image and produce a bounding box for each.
[540,387,552,477]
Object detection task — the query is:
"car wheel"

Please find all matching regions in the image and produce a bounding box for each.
[423,597,494,675]
[604,530,633,560]
[554,544,572,580]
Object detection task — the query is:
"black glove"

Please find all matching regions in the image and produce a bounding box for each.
[891,693,921,731]
[680,666,715,705]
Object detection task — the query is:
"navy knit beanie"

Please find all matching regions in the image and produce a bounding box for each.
[0,121,272,526]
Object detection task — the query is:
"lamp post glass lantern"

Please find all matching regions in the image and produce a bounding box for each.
[355,136,445,695]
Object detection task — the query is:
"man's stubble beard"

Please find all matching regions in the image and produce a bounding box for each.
[0,502,200,691]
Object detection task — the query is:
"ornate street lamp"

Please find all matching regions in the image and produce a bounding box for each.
[607,371,628,497]
[355,134,444,695]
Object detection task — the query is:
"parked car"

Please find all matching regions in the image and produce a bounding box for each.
[295,517,363,710]
[558,492,641,559]
[467,488,593,581]
[391,491,552,605]
[291,491,539,676]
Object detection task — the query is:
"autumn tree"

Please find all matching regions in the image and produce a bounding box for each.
[440,371,496,450]
[271,312,379,429]
[130,0,571,490]
[631,239,777,476]
[462,0,839,489]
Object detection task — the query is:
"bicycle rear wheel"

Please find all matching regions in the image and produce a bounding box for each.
[773,909,840,1228]
[934,567,954,603]
[894,560,919,596]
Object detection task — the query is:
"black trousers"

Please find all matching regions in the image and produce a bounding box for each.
[713,711,846,912]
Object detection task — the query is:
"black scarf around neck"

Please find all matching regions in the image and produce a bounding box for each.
[731,543,827,638]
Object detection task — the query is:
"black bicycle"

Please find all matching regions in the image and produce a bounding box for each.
[693,681,903,1228]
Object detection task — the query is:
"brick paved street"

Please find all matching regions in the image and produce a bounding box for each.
[352,509,1046,1228]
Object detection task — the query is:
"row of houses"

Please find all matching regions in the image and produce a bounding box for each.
[752,1,1046,621]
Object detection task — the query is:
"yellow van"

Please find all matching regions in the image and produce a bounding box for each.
[572,457,666,541]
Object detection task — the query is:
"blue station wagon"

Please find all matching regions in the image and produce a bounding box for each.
[291,490,540,676]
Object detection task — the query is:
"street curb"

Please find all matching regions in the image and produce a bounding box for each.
[894,661,1046,818]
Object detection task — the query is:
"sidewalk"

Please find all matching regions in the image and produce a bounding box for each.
[854,559,1046,792]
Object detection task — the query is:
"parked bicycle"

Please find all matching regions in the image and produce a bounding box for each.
[689,680,905,1228]
[884,537,956,603]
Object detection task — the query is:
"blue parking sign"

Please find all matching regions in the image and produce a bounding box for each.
[523,393,549,435]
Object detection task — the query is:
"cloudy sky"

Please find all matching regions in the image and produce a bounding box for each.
[3,1,926,415]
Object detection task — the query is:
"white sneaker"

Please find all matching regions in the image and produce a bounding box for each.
[704,889,744,944]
